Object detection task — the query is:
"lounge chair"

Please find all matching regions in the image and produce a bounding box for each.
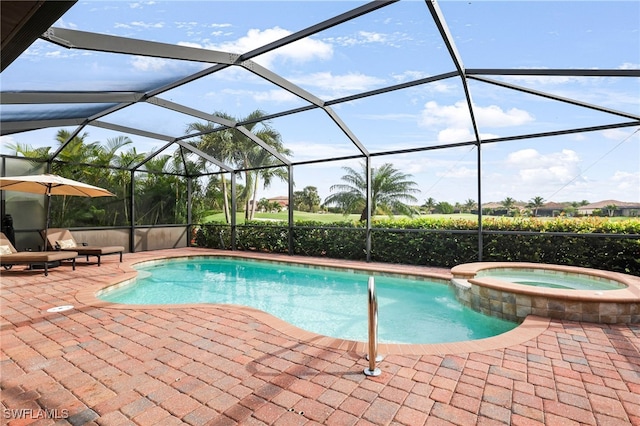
[42,228,124,266]
[0,232,77,276]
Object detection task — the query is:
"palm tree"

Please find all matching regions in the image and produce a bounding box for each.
[527,196,545,217]
[186,117,235,223]
[324,162,420,221]
[501,197,516,216]
[294,186,321,213]
[230,110,291,221]
[257,198,272,212]
[422,197,436,214]
[605,204,618,217]
[135,155,191,224]
[463,199,476,213]
[187,110,291,223]
[243,125,291,220]
[112,146,146,224]
[6,141,51,161]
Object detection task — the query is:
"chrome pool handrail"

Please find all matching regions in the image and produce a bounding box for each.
[364,276,382,377]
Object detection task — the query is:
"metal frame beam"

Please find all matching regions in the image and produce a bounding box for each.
[468,75,640,121]
[42,27,239,65]
[0,91,143,104]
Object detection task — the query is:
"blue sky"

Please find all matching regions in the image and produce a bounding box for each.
[1,1,639,205]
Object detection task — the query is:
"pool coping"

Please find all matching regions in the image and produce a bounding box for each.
[449,261,640,324]
[451,261,640,302]
[75,249,552,356]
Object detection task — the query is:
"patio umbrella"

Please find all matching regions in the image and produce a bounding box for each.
[0,173,114,250]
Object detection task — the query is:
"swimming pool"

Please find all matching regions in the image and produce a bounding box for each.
[98,257,517,344]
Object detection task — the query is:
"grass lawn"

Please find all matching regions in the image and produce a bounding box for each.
[200,211,637,224]
[202,211,485,223]
[202,211,361,223]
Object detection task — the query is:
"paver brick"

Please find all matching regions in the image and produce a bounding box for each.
[394,405,428,426]
[160,393,201,417]
[479,401,511,424]
[2,250,639,426]
[430,401,477,425]
[132,405,171,425]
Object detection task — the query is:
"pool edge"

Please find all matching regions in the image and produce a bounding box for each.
[75,249,550,356]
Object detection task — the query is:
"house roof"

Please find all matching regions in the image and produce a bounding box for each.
[580,200,640,209]
[540,202,569,210]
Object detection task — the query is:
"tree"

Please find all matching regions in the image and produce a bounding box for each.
[239,111,292,220]
[324,162,420,221]
[6,141,51,160]
[186,116,235,223]
[135,155,191,225]
[257,198,272,212]
[269,200,283,212]
[187,110,291,223]
[294,186,321,212]
[501,197,516,216]
[463,199,476,213]
[527,196,545,217]
[605,204,617,217]
[435,201,454,214]
[422,197,436,214]
[111,146,146,224]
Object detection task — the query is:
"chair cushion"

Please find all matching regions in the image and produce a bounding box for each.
[57,239,77,249]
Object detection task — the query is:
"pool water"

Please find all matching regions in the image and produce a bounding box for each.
[99,257,517,344]
[476,268,625,291]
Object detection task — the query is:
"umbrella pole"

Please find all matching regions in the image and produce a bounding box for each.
[43,191,51,252]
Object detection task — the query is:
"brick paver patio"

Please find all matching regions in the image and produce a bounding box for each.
[1,248,639,425]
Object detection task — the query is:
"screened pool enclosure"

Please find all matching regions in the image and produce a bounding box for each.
[1,1,638,266]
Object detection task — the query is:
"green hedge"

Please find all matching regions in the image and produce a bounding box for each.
[193,217,640,275]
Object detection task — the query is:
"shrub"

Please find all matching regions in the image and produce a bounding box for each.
[194,217,640,275]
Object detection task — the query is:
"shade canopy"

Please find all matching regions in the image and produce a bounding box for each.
[0,174,114,197]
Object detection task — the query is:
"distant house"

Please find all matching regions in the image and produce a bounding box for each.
[535,202,571,217]
[268,196,289,208]
[481,201,526,216]
[577,200,640,217]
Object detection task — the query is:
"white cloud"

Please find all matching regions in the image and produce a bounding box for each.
[391,70,429,83]
[611,170,640,195]
[0,136,17,155]
[284,141,359,162]
[174,21,199,30]
[602,128,639,142]
[289,71,384,96]
[437,166,477,179]
[130,21,164,29]
[129,1,155,9]
[418,100,533,143]
[358,31,389,44]
[419,101,471,128]
[215,88,298,104]
[506,148,581,184]
[197,27,333,68]
[324,31,409,48]
[502,74,579,86]
[54,18,78,29]
[474,104,534,127]
[437,127,475,143]
[130,56,171,71]
[390,72,457,95]
[619,62,640,70]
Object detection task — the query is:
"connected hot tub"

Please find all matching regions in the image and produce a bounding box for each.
[450,262,640,324]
